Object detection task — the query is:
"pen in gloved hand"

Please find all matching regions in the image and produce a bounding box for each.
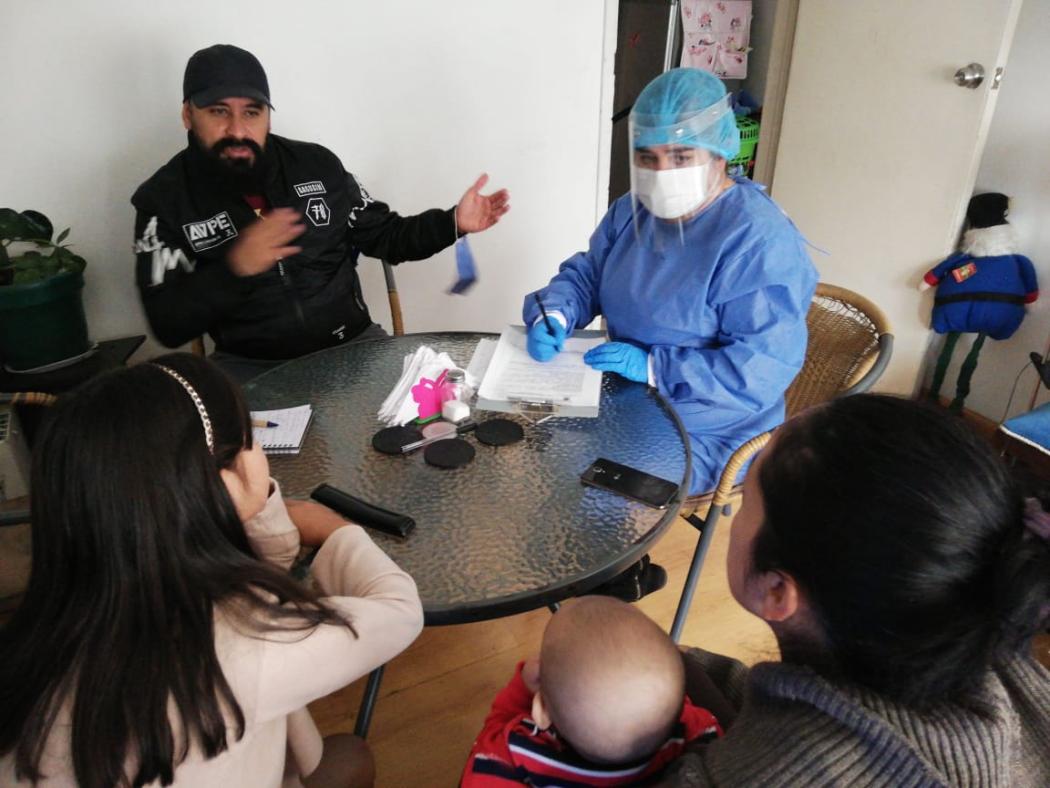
[534,293,557,337]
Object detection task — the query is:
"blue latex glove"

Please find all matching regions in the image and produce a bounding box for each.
[527,320,567,362]
[584,341,649,383]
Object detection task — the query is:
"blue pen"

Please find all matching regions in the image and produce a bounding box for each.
[533,293,557,337]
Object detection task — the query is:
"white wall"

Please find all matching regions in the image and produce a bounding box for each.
[0,0,616,361]
[935,0,1050,421]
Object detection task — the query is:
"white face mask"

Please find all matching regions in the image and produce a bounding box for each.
[633,161,712,220]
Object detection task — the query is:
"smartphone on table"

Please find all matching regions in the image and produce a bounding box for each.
[579,458,679,509]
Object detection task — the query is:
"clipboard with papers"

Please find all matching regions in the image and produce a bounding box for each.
[471,326,605,418]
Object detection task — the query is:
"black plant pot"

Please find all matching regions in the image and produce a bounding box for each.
[0,269,91,371]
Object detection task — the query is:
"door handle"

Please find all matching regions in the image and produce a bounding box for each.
[954,63,985,89]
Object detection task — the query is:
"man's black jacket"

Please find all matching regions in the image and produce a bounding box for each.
[132,134,456,359]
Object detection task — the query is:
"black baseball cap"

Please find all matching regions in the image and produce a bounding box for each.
[183,44,273,109]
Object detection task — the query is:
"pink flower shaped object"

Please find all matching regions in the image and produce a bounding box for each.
[412,369,448,421]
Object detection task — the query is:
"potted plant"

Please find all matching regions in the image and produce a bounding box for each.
[0,208,92,372]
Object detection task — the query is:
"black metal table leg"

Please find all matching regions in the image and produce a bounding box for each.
[353,666,385,739]
[670,506,727,643]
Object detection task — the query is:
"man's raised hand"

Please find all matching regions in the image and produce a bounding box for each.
[227,208,305,277]
[455,173,510,234]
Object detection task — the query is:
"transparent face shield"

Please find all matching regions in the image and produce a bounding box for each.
[628,94,732,246]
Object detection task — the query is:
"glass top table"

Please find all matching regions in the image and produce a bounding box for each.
[245,332,691,625]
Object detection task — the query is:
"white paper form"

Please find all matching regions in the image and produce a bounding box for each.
[466,337,499,384]
[476,325,604,417]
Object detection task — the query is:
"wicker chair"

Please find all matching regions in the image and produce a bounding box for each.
[669,283,894,642]
[0,392,56,529]
[0,392,57,408]
[190,260,405,358]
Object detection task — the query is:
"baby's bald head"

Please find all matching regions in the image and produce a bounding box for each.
[538,597,685,764]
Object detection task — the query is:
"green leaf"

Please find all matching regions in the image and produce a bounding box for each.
[0,209,21,239]
[13,269,44,285]
[69,254,87,273]
[12,249,42,265]
[0,209,34,242]
[56,227,70,244]
[19,210,53,242]
[0,244,7,267]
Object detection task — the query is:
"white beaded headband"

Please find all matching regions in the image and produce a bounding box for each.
[154,365,215,453]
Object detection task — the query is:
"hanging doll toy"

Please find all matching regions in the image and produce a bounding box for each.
[920,192,1038,412]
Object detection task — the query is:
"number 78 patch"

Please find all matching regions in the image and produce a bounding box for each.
[305,197,331,227]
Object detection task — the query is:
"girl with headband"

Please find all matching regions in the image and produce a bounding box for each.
[0,352,421,787]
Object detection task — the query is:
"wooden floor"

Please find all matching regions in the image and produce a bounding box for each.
[310,507,779,787]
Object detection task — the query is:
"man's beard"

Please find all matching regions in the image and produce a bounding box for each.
[190,133,269,193]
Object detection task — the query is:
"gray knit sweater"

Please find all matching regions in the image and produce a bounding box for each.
[658,648,1050,787]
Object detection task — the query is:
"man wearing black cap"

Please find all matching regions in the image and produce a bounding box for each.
[132,44,509,381]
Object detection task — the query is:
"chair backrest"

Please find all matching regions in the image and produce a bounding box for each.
[784,282,894,418]
[0,392,55,529]
[703,283,893,506]
[382,261,405,336]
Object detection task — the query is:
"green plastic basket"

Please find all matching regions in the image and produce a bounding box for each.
[730,116,760,165]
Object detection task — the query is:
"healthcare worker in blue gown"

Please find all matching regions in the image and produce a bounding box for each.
[523,68,818,496]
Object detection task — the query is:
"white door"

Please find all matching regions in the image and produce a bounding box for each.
[769,0,1023,394]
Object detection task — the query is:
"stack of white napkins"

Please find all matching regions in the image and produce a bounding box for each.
[377,345,479,426]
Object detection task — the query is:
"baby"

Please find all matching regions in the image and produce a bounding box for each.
[462,596,721,786]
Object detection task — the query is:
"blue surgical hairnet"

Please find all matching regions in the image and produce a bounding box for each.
[630,68,740,160]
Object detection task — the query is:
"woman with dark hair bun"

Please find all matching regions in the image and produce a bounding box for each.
[0,353,422,788]
[662,394,1050,787]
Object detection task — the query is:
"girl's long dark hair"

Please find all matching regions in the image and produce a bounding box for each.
[754,394,1050,709]
[0,353,348,787]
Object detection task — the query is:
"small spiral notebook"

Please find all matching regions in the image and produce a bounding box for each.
[251,405,314,455]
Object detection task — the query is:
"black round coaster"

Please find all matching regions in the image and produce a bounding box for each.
[475,418,525,447]
[424,438,476,469]
[372,425,423,455]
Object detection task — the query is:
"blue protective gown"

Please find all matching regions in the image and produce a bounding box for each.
[523,178,818,493]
